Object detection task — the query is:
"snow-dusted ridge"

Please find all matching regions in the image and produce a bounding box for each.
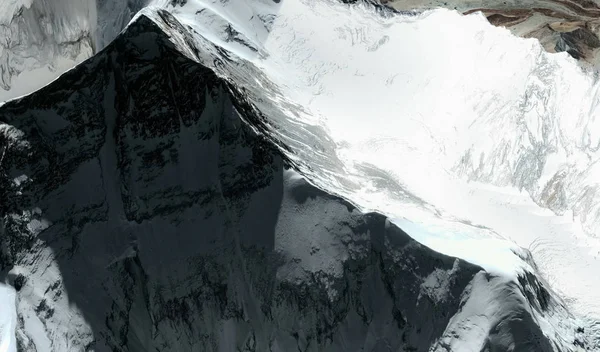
[0,5,596,351]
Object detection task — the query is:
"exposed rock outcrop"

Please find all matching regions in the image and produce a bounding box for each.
[384,0,600,63]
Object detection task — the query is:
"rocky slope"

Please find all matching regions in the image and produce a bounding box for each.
[384,0,600,63]
[0,10,583,352]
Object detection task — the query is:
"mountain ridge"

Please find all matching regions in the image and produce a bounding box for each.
[0,8,591,352]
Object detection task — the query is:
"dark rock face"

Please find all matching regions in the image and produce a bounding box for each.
[556,26,600,59]
[0,13,556,352]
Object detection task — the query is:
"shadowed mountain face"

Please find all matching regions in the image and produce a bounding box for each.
[385,0,600,63]
[0,12,561,352]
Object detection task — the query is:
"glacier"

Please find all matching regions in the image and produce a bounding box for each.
[1,0,600,350]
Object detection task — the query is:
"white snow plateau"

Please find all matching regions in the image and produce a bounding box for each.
[1,0,600,351]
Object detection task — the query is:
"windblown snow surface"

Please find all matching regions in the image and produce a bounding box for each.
[2,0,600,350]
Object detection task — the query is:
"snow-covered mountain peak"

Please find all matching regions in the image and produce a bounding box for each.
[0,6,595,350]
[1,0,599,351]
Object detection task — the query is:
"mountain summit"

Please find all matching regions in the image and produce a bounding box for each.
[0,9,589,352]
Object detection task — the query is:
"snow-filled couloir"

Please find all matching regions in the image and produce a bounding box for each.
[1,0,600,351]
